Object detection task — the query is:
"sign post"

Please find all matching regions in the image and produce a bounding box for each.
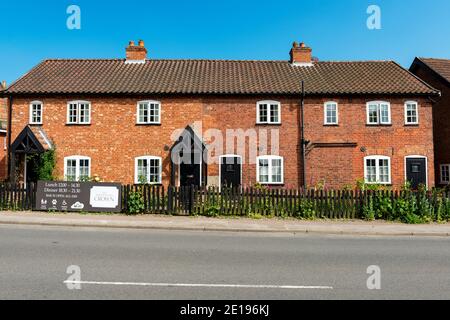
[35,181,122,213]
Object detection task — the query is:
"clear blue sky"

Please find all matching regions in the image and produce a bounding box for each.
[1,0,449,84]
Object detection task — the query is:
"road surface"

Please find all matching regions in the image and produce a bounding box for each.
[0,224,449,299]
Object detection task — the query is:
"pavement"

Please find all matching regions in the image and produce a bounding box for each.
[0,211,450,236]
[1,224,449,299]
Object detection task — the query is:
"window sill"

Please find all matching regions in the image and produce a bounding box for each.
[255,123,282,126]
[29,123,43,126]
[65,123,91,126]
[404,124,419,127]
[365,124,392,127]
[364,182,392,186]
[257,182,285,186]
[136,123,162,126]
[324,124,339,127]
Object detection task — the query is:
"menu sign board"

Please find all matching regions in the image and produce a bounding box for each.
[35,181,122,213]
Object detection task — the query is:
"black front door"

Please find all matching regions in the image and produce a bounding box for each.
[179,152,201,187]
[221,156,241,187]
[406,158,427,189]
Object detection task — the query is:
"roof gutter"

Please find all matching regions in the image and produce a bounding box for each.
[300,81,308,190]
[7,95,12,180]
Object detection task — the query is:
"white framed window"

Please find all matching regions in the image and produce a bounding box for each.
[440,164,450,184]
[137,101,161,124]
[404,101,419,125]
[366,101,391,125]
[135,156,162,184]
[324,101,338,125]
[67,101,91,124]
[64,156,91,181]
[257,101,281,124]
[29,101,43,124]
[256,155,284,184]
[364,156,391,184]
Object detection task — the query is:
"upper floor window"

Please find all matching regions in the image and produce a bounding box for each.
[440,164,450,184]
[366,101,391,125]
[137,101,161,124]
[364,155,391,184]
[67,101,91,124]
[29,101,43,124]
[135,156,162,184]
[324,101,338,125]
[405,101,419,125]
[257,155,284,184]
[64,155,91,181]
[257,101,281,124]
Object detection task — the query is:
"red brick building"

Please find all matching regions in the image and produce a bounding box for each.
[0,41,439,189]
[410,58,450,187]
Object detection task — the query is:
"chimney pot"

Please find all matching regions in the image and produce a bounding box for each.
[138,40,145,47]
[1,80,6,90]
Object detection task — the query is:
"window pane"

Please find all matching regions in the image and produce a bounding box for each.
[137,159,148,183]
[270,104,279,123]
[380,104,389,123]
[79,103,90,123]
[66,159,77,181]
[69,104,77,123]
[149,158,160,183]
[368,105,378,123]
[259,104,268,122]
[326,103,337,124]
[406,103,417,123]
[32,103,42,123]
[139,103,148,123]
[148,103,160,123]
[378,159,389,183]
[259,159,269,182]
[366,159,377,182]
[442,165,450,183]
[79,159,90,180]
[271,158,282,183]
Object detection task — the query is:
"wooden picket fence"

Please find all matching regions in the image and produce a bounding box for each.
[0,183,35,211]
[0,183,449,220]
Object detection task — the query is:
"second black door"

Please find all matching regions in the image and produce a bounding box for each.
[221,156,241,187]
[406,158,427,189]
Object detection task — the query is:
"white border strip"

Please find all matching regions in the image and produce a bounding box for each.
[64,280,333,290]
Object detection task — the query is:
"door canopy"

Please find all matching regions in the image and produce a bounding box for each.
[11,126,53,154]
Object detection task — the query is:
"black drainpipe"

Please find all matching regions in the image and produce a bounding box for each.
[7,95,13,180]
[300,81,307,190]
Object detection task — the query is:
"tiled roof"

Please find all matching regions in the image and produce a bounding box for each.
[29,126,53,151]
[2,59,439,96]
[416,58,450,85]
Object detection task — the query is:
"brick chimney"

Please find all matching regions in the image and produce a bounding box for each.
[125,40,147,62]
[290,41,313,65]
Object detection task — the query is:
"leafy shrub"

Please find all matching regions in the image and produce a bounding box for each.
[295,200,315,219]
[373,192,393,220]
[362,196,375,221]
[203,203,221,217]
[127,191,145,214]
[415,189,433,223]
[27,149,57,181]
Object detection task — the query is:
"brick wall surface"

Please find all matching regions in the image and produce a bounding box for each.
[9,95,434,189]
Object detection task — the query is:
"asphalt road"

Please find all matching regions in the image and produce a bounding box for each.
[0,224,449,300]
